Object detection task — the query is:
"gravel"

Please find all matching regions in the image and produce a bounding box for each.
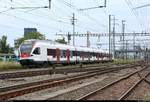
[125,80,150,100]
[9,66,142,100]
[0,72,86,88]
[146,74,150,81]
[85,73,140,100]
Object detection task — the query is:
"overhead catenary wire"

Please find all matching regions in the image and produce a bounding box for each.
[0,0,98,33]
[57,0,108,29]
[34,0,102,32]
[1,12,60,31]
[124,0,140,25]
[0,0,108,32]
[124,0,146,32]
[134,3,150,9]
[0,0,63,31]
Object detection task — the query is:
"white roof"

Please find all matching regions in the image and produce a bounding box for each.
[23,40,106,53]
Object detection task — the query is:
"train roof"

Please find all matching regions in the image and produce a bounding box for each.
[23,39,106,53]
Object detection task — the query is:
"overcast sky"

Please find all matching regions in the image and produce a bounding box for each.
[0,0,150,50]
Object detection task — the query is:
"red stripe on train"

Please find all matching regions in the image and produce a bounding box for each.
[20,53,30,58]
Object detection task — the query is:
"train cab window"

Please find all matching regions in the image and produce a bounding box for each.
[33,47,40,55]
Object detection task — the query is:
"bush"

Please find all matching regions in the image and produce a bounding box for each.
[113,59,135,64]
[0,58,3,61]
[0,62,23,70]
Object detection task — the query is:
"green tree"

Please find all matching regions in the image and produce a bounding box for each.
[0,35,10,53]
[16,32,45,48]
[24,32,45,40]
[55,37,67,44]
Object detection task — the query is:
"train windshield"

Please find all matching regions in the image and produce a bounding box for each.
[20,42,33,54]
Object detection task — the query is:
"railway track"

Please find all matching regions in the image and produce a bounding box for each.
[0,62,141,79]
[0,63,142,100]
[77,65,149,100]
[119,73,150,100]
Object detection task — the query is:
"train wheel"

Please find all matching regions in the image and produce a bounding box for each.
[43,62,48,68]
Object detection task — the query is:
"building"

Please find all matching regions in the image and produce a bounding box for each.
[0,54,17,61]
[24,28,37,37]
[14,28,38,48]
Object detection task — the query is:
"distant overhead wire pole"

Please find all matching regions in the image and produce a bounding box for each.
[109,15,111,60]
[112,15,118,59]
[122,20,126,60]
[71,13,77,46]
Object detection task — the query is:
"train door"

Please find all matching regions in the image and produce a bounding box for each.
[97,53,99,61]
[66,49,70,63]
[56,48,60,63]
[75,49,77,63]
[82,51,84,62]
[88,51,90,63]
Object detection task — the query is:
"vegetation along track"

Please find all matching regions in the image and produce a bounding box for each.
[77,65,149,100]
[0,62,143,79]
[0,63,143,100]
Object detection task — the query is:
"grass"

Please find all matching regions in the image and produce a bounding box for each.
[113,59,140,64]
[0,59,141,71]
[0,61,23,71]
[144,94,150,100]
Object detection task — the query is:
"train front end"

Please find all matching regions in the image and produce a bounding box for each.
[18,40,35,67]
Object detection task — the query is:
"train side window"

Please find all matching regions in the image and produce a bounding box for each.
[70,51,73,58]
[98,53,100,58]
[79,51,82,57]
[79,51,81,57]
[72,51,76,56]
[33,47,40,55]
[80,51,82,57]
[87,52,89,58]
[92,52,94,57]
[63,50,66,58]
[60,50,63,58]
[90,52,92,58]
[76,51,79,56]
[93,52,95,57]
[85,52,87,58]
[47,49,56,57]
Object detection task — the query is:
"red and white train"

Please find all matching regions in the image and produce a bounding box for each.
[19,39,112,67]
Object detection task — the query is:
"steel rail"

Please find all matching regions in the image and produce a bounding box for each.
[0,64,136,100]
[0,68,108,93]
[77,66,147,100]
[143,78,150,84]
[0,64,138,93]
[0,64,139,93]
[118,72,150,100]
[0,63,139,79]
